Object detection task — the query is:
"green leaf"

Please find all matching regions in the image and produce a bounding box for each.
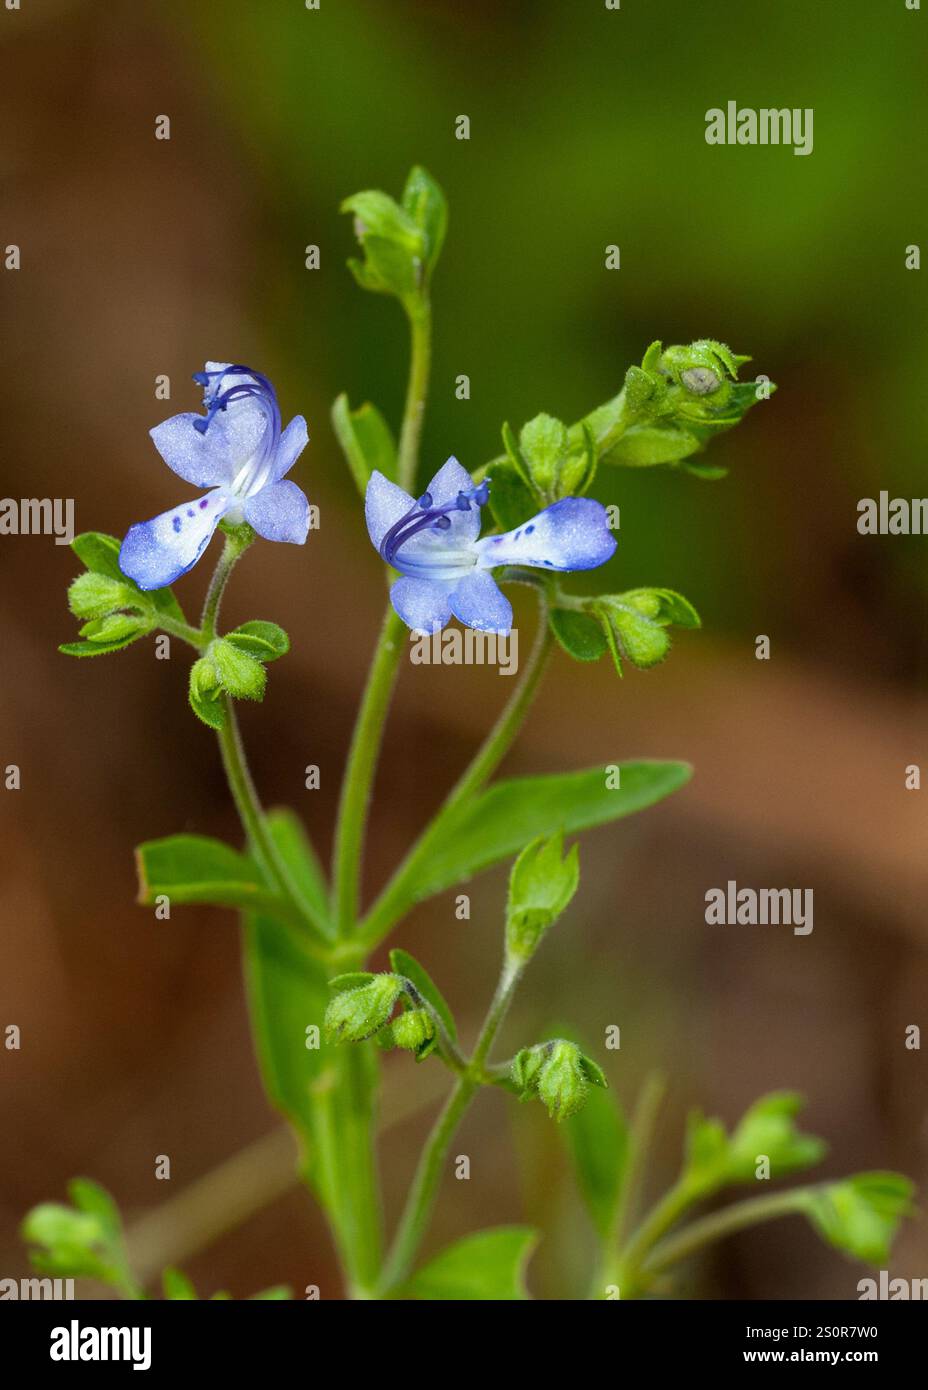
[162,1267,198,1299]
[603,424,701,468]
[802,1173,915,1266]
[332,393,397,493]
[265,807,331,931]
[565,1086,628,1238]
[60,636,146,658]
[189,658,227,730]
[70,531,184,623]
[243,912,330,1156]
[22,1179,134,1292]
[389,947,457,1043]
[371,762,691,933]
[68,571,139,620]
[135,834,289,917]
[341,190,423,253]
[727,1092,826,1182]
[485,458,538,531]
[519,412,568,494]
[208,638,267,701]
[405,1227,538,1300]
[71,531,129,582]
[506,832,579,962]
[549,608,607,662]
[401,165,448,274]
[225,621,290,663]
[402,166,447,271]
[79,613,151,644]
[348,238,417,301]
[250,1285,291,1300]
[596,599,671,670]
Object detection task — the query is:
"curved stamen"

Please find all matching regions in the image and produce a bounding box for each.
[379,481,489,568]
[189,364,282,497]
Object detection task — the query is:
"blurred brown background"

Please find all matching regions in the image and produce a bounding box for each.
[1,0,926,1299]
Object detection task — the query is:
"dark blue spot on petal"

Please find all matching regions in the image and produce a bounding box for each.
[172,516,182,533]
[199,498,209,509]
[526,524,535,534]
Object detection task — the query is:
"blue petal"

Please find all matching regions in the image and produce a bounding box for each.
[271,415,309,483]
[150,407,266,488]
[424,456,481,544]
[365,470,416,550]
[450,570,513,633]
[119,489,231,590]
[473,497,616,572]
[243,479,310,544]
[390,577,453,633]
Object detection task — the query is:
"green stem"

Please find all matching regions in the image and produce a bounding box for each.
[200,524,253,641]
[642,1189,813,1281]
[356,592,553,953]
[330,301,432,938]
[614,1176,700,1297]
[200,535,330,939]
[397,304,431,492]
[377,961,523,1295]
[157,614,205,650]
[593,1072,666,1296]
[330,605,405,936]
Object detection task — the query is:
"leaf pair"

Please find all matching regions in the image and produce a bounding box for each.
[62,532,184,657]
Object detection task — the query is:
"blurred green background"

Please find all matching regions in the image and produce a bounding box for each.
[1,0,926,1300]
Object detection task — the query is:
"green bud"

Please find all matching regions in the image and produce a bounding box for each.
[324,973,403,1043]
[506,834,579,964]
[342,177,440,307]
[592,588,700,677]
[590,338,773,472]
[188,658,226,730]
[512,1040,606,1122]
[68,572,139,620]
[391,1008,436,1055]
[208,638,267,701]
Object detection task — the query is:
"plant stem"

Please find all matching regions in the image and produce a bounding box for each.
[614,1177,699,1297]
[330,605,405,936]
[199,536,330,938]
[356,592,553,953]
[377,961,523,1295]
[330,300,432,939]
[397,304,431,492]
[200,524,253,641]
[592,1071,666,1297]
[642,1189,813,1281]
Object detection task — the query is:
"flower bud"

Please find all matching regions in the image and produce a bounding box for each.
[512,1040,607,1122]
[324,973,402,1044]
[390,1007,436,1056]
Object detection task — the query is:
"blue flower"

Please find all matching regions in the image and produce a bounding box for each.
[119,363,310,590]
[365,457,616,634]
